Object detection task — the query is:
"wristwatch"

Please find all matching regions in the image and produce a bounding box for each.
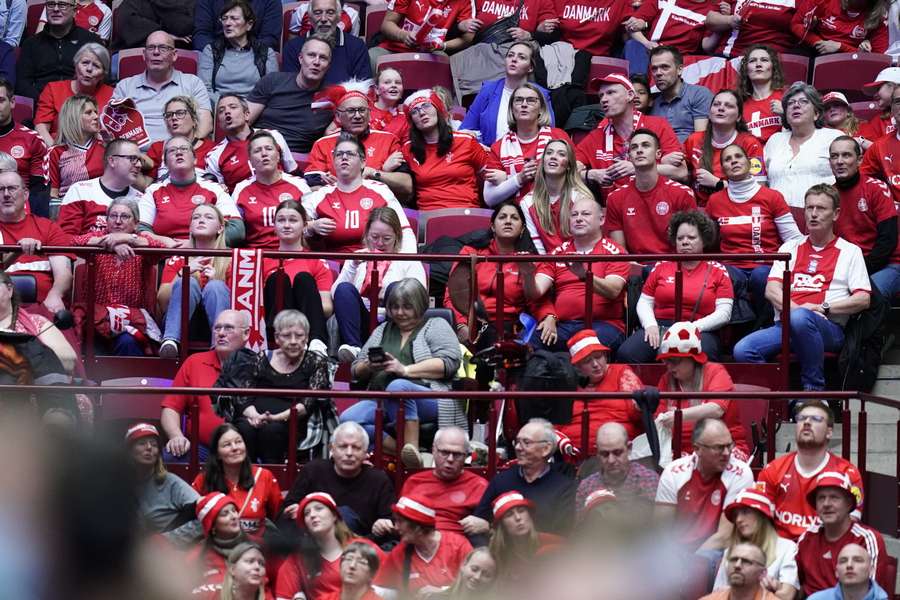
[822,302,831,316]
[373,170,382,181]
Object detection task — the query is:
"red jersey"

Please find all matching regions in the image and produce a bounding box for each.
[655,362,749,457]
[58,177,143,235]
[520,190,572,254]
[655,452,754,549]
[375,532,473,592]
[402,132,489,211]
[232,174,312,248]
[858,113,894,143]
[203,129,297,192]
[536,237,631,328]
[835,175,900,263]
[643,260,733,321]
[276,538,383,600]
[370,106,410,144]
[0,215,72,301]
[558,363,645,449]
[490,127,571,202]
[34,81,114,140]
[604,176,697,253]
[706,185,793,269]
[263,255,334,291]
[139,179,239,240]
[303,180,416,253]
[306,130,401,178]
[145,138,215,182]
[192,466,282,538]
[683,131,765,205]
[743,90,785,143]
[632,0,725,54]
[575,111,681,198]
[797,522,888,596]
[716,0,797,57]
[861,133,900,205]
[159,350,226,446]
[791,0,888,54]
[474,0,539,30]
[161,256,233,288]
[756,451,864,540]
[538,0,631,55]
[379,0,474,52]
[0,124,47,184]
[400,471,489,535]
[43,138,106,197]
[40,0,112,39]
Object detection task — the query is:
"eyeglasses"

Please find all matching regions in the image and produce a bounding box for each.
[785,97,812,109]
[337,107,368,117]
[213,324,247,333]
[514,437,550,448]
[107,213,134,222]
[796,414,827,424]
[696,442,734,454]
[334,150,363,159]
[409,103,435,117]
[727,556,765,567]
[512,96,540,106]
[366,233,396,245]
[0,185,22,195]
[435,448,467,460]
[112,154,142,165]
[165,145,193,156]
[45,1,75,9]
[164,109,190,120]
[146,44,175,54]
[341,554,370,567]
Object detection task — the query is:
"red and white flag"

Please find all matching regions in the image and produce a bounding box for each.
[230,248,267,352]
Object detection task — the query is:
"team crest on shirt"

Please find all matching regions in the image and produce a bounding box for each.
[626,207,636,216]
[445,151,454,163]
[750,158,763,175]
[367,146,375,157]
[9,145,23,159]
[858,198,868,212]
[89,15,99,25]
[710,490,722,506]
[655,201,670,216]
[851,25,866,39]
[191,195,205,205]
[279,193,293,202]
[360,197,374,210]
[161,195,171,204]
[807,259,818,274]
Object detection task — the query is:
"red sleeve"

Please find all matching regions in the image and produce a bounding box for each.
[767,190,792,218]
[642,262,661,296]
[869,181,896,222]
[146,143,163,180]
[874,533,890,594]
[29,135,47,178]
[46,147,60,190]
[161,356,192,413]
[712,265,734,300]
[469,137,490,171]
[536,259,556,279]
[604,192,624,232]
[860,144,882,178]
[34,86,56,125]
[264,470,283,518]
[160,257,183,286]
[868,21,889,54]
[190,473,204,494]
[703,362,735,412]
[44,220,72,247]
[312,260,334,291]
[306,140,330,174]
[275,557,305,600]
[575,135,594,166]
[657,124,681,156]
[387,0,410,15]
[57,201,83,235]
[632,0,660,23]
[529,293,557,321]
[374,546,403,588]
[456,0,473,20]
[535,0,558,22]
[745,136,766,177]
[790,0,815,45]
[676,186,697,211]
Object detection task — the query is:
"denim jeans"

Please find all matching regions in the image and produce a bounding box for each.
[333,282,369,347]
[339,378,439,448]
[733,307,845,390]
[872,264,900,298]
[164,278,231,343]
[531,319,625,353]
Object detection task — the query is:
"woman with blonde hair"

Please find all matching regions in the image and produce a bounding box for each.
[445,547,498,599]
[45,94,104,200]
[218,542,271,600]
[520,138,593,254]
[157,203,232,358]
[146,96,216,181]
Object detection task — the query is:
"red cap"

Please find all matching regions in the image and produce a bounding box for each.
[125,422,159,444]
[806,471,861,510]
[583,488,616,513]
[588,73,635,94]
[297,492,340,526]
[196,492,237,536]
[392,496,437,526]
[724,489,775,523]
[492,491,534,521]
[567,329,611,365]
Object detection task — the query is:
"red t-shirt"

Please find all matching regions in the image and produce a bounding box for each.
[40,0,111,38]
[34,81,114,140]
[400,471,489,535]
[743,90,785,143]
[203,130,296,193]
[306,130,401,177]
[790,0,888,54]
[835,175,900,263]
[490,127,571,202]
[858,113,895,143]
[604,176,697,253]
[43,138,106,197]
[370,106,410,145]
[402,132,489,211]
[232,174,312,248]
[632,0,725,53]
[146,139,215,181]
[0,124,47,184]
[375,532,473,592]
[861,133,900,206]
[58,177,143,235]
[276,538,383,600]
[0,214,72,301]
[379,0,474,52]
[263,255,334,291]
[538,0,631,55]
[797,523,889,596]
[683,131,765,205]
[756,451,864,540]
[159,350,227,446]
[160,256,234,288]
[715,0,797,57]
[643,260,733,321]
[536,237,631,328]
[558,363,645,449]
[191,466,282,538]
[706,185,793,269]
[139,179,239,240]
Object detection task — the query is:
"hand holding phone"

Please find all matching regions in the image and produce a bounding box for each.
[368,346,387,363]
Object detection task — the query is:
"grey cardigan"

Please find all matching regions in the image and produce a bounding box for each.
[353,317,467,430]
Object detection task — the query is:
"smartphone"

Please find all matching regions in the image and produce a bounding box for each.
[368,346,387,363]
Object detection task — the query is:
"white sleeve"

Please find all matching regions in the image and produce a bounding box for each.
[774,213,803,243]
[692,298,733,332]
[301,189,323,220]
[767,241,793,283]
[774,539,800,590]
[272,130,297,173]
[521,200,546,254]
[289,4,303,32]
[846,245,872,294]
[483,175,521,207]
[723,464,755,506]
[97,3,112,41]
[346,4,361,35]
[636,292,657,329]
[137,188,157,227]
[655,467,678,504]
[214,184,241,218]
[381,191,417,253]
[331,258,360,293]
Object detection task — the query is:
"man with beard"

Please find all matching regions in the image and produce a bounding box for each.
[281,0,370,84]
[700,543,770,600]
[756,400,864,541]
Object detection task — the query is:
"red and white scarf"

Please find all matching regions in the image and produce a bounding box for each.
[230,248,267,352]
[601,111,645,160]
[498,126,555,175]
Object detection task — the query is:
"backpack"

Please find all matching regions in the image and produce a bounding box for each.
[838,283,890,392]
[515,349,582,424]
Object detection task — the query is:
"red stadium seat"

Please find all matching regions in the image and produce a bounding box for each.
[811,53,892,103]
[281,1,301,51]
[588,56,629,86]
[366,7,386,44]
[12,95,34,123]
[779,53,810,86]
[421,207,493,245]
[733,383,769,461]
[376,53,453,94]
[403,207,419,243]
[851,100,880,123]
[25,0,43,38]
[116,48,201,79]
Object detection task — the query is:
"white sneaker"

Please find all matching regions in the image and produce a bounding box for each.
[338,344,360,363]
[159,339,179,359]
[308,338,328,357]
[401,443,423,469]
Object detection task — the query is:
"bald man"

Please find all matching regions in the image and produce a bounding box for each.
[808,544,888,600]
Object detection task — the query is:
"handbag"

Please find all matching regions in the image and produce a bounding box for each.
[473,0,525,45]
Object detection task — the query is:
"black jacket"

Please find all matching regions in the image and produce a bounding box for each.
[15,25,101,101]
[111,0,194,51]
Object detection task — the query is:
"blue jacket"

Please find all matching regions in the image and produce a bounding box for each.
[280,31,372,85]
[808,582,889,600]
[459,78,555,146]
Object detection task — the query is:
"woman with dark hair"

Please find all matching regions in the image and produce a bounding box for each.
[617,210,734,364]
[683,89,765,205]
[198,0,279,105]
[488,492,561,583]
[790,0,888,55]
[369,68,409,143]
[735,44,785,143]
[401,89,498,211]
[317,542,382,600]
[484,83,570,206]
[190,491,250,594]
[145,96,217,181]
[191,423,282,539]
[45,94,104,201]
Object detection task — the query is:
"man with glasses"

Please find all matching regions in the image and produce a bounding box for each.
[57,138,143,235]
[699,542,770,600]
[111,31,213,144]
[756,400,864,541]
[193,0,281,51]
[0,170,72,312]
[15,0,100,100]
[656,418,753,555]
[160,309,250,459]
[305,80,411,200]
[471,418,576,535]
[399,426,488,540]
[797,473,888,596]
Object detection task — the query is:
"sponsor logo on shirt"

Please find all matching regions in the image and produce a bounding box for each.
[562,4,611,22]
[332,201,342,209]
[776,509,819,529]
[793,272,826,292]
[750,158,763,175]
[161,195,171,204]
